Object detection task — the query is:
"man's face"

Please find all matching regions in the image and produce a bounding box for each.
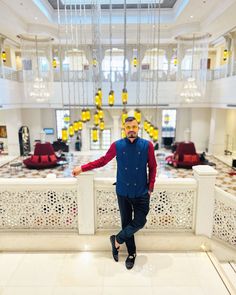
[124,120,139,139]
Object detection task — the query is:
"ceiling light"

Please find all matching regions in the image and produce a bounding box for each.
[190,15,194,18]
[34,17,38,20]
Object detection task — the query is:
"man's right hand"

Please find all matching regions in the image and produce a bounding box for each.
[72,166,82,177]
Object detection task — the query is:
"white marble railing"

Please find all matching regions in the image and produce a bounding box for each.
[213,187,236,247]
[0,178,78,231]
[0,166,235,252]
[95,178,197,232]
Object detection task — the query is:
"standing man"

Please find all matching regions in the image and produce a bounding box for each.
[72,117,157,269]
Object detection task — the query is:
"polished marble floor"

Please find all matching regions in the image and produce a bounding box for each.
[0,251,230,295]
[0,150,235,196]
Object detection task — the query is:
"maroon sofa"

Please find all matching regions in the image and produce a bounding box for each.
[23,142,59,169]
[165,141,200,168]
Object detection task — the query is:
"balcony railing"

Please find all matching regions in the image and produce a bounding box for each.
[1,65,236,83]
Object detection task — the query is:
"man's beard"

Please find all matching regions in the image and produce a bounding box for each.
[128,132,137,138]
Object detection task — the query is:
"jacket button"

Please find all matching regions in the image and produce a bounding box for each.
[138,152,141,155]
[125,167,127,170]
[127,183,129,186]
[123,151,125,154]
[134,183,136,186]
[136,167,138,170]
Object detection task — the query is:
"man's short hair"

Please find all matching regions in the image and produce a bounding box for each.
[125,116,138,123]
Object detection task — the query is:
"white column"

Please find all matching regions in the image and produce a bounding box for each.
[193,165,218,238]
[77,172,95,234]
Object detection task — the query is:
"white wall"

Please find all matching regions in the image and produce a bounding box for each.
[0,109,22,155]
[225,109,236,152]
[191,108,211,153]
[175,108,191,142]
[208,108,227,155]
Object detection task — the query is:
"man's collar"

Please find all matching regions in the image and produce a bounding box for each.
[125,136,139,144]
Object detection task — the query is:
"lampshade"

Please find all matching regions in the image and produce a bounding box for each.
[122,110,128,125]
[52,58,57,68]
[81,109,87,122]
[64,113,70,123]
[1,50,6,63]
[86,109,91,121]
[98,109,104,119]
[122,88,128,105]
[69,124,74,137]
[73,120,79,132]
[133,57,138,67]
[78,120,83,131]
[108,90,114,106]
[99,120,105,131]
[153,127,159,142]
[62,127,68,142]
[92,127,98,142]
[134,109,141,123]
[94,112,99,126]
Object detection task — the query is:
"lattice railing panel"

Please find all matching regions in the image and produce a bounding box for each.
[96,187,195,231]
[0,189,78,230]
[213,199,236,247]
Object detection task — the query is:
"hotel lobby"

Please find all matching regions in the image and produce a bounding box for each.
[0,0,236,294]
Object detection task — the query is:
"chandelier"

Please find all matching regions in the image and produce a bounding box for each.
[176,33,210,103]
[19,35,53,103]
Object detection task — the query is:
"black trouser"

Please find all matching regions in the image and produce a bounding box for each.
[116,193,150,255]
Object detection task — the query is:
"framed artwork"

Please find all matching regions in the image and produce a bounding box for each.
[0,126,7,138]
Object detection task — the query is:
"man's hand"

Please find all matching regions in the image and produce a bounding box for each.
[72,166,82,177]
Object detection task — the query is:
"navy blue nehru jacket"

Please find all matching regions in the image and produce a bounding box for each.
[81,137,157,198]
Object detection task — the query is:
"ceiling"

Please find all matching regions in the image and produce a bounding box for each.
[0,0,236,46]
[47,0,177,10]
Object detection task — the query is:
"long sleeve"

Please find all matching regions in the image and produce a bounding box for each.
[147,141,157,192]
[81,142,116,172]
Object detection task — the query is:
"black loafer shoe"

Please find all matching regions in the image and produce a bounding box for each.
[125,253,136,269]
[110,235,119,262]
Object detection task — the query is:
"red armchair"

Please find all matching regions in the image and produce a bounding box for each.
[165,141,200,168]
[23,142,59,169]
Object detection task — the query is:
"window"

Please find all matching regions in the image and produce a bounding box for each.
[161,109,176,138]
[56,109,70,139]
[90,129,111,150]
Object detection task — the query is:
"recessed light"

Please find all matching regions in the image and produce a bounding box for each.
[190,15,194,18]
[34,16,38,20]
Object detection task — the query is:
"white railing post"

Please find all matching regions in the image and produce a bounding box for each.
[77,172,95,234]
[193,165,218,238]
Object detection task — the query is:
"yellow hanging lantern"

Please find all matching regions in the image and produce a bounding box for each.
[78,120,83,131]
[164,113,170,125]
[86,109,91,121]
[153,127,159,142]
[223,49,228,61]
[64,113,70,123]
[52,58,57,68]
[173,57,178,66]
[92,58,97,67]
[94,112,100,126]
[134,109,141,124]
[121,129,126,139]
[133,57,138,67]
[81,109,87,122]
[95,93,102,108]
[147,122,151,133]
[61,127,68,142]
[69,124,74,137]
[98,108,104,120]
[98,88,102,100]
[122,110,128,125]
[149,125,154,137]
[100,120,105,131]
[1,50,6,63]
[122,88,128,105]
[144,120,148,131]
[73,120,79,132]
[92,127,99,142]
[108,90,114,106]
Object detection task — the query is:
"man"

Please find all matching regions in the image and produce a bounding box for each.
[72,116,157,269]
